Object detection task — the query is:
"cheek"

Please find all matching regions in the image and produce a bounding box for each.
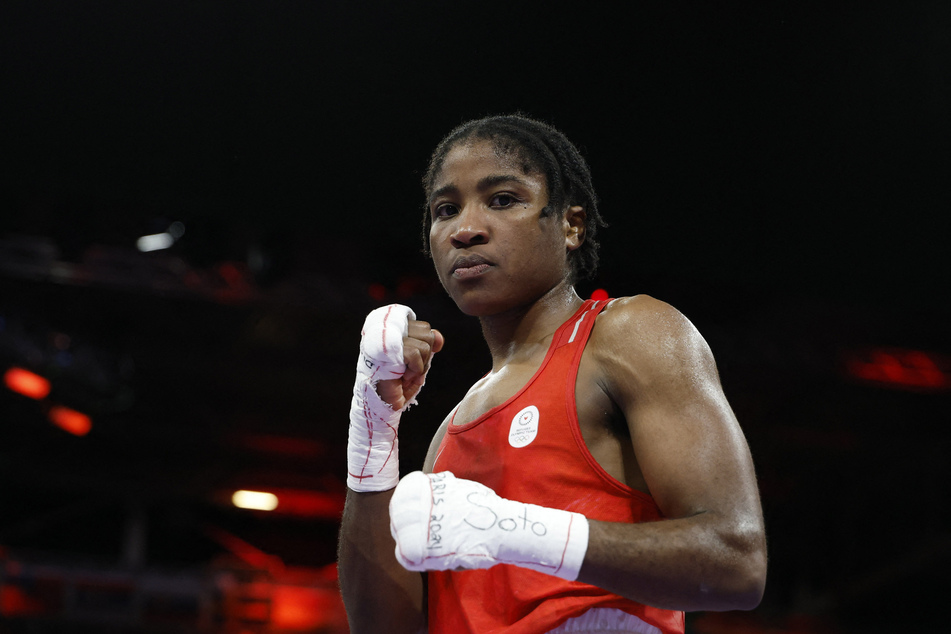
[428,225,444,254]
[533,224,569,258]
[429,230,450,279]
[510,233,560,273]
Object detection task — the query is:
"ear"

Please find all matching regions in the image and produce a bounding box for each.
[563,205,586,252]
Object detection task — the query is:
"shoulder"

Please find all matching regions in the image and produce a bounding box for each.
[589,295,718,394]
[595,294,692,331]
[592,294,710,359]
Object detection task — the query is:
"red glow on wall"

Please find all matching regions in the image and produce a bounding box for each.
[590,288,609,301]
[270,584,343,630]
[220,487,345,520]
[269,489,345,519]
[236,434,326,458]
[217,261,252,290]
[843,347,950,391]
[48,406,92,436]
[205,526,282,571]
[0,584,45,616]
[3,367,51,400]
[368,283,386,301]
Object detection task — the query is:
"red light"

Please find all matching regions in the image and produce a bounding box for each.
[396,275,431,298]
[843,347,950,391]
[271,584,344,630]
[205,526,281,571]
[269,489,345,519]
[217,261,251,289]
[220,488,345,520]
[3,368,51,400]
[48,406,92,436]
[0,584,47,617]
[236,434,325,458]
[590,288,609,301]
[368,283,386,301]
[236,600,270,622]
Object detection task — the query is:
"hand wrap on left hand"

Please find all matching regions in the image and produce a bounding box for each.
[389,471,589,581]
[347,304,417,492]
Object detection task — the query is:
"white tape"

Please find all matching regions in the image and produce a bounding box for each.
[390,471,589,581]
[356,304,415,384]
[347,305,415,492]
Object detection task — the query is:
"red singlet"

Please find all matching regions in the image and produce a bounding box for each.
[429,299,685,634]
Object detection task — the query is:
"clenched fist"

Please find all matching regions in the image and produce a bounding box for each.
[375,319,444,411]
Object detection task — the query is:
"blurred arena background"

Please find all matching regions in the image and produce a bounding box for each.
[1,2,948,632]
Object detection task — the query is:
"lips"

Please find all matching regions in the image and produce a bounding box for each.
[450,254,493,279]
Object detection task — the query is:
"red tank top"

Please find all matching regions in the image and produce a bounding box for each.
[429,299,685,634]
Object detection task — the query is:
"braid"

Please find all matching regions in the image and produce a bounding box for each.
[421,114,607,282]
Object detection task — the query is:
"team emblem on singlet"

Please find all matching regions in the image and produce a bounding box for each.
[508,405,540,448]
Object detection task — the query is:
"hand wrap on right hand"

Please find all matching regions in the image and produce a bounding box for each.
[346,304,417,492]
[389,471,590,581]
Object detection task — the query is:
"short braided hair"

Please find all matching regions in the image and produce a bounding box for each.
[421,114,606,282]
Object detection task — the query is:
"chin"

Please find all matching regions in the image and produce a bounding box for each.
[446,290,499,317]
[451,290,529,319]
[451,298,492,317]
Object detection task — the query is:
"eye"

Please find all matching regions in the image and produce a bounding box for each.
[433,203,458,218]
[489,193,520,208]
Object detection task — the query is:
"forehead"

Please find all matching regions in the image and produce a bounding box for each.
[432,139,543,189]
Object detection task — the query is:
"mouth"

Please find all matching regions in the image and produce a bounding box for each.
[450,255,493,280]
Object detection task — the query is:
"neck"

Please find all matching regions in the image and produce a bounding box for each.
[478,281,584,371]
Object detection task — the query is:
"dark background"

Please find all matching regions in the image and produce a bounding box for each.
[1,1,949,632]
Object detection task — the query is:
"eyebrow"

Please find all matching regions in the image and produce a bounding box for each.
[428,173,532,205]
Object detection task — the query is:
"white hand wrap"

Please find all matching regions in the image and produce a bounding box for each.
[347,304,418,492]
[389,471,590,581]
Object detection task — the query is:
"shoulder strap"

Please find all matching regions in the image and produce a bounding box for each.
[554,299,610,349]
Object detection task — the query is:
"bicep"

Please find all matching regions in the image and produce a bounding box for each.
[629,367,759,522]
[604,306,761,522]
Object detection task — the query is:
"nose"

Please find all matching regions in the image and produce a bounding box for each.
[449,206,489,248]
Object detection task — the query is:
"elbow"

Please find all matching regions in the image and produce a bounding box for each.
[729,553,767,610]
[707,523,767,611]
[721,534,767,611]
[701,550,765,611]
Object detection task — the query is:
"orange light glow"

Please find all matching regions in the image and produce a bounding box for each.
[225,488,344,519]
[48,406,92,436]
[590,288,609,301]
[271,584,343,630]
[232,490,279,511]
[3,367,51,400]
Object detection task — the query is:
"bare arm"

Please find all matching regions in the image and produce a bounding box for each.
[576,296,766,611]
[338,488,426,633]
[337,318,443,633]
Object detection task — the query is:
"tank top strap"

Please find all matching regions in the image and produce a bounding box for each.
[553,299,612,350]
